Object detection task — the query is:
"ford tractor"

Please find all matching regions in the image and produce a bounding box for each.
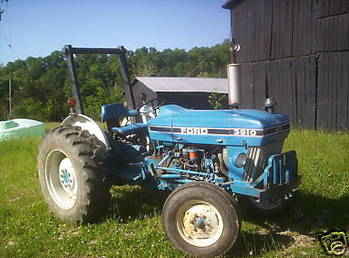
[37,45,299,257]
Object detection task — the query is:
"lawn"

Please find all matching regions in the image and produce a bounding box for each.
[0,126,348,257]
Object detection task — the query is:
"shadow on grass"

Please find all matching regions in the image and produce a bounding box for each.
[227,232,294,257]
[107,186,170,222]
[226,190,349,257]
[242,191,349,237]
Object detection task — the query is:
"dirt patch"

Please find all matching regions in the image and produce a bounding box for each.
[278,230,317,256]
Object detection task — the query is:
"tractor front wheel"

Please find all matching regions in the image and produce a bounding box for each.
[38,126,111,224]
[162,182,240,257]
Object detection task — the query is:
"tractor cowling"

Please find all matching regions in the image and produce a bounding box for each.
[148,104,290,147]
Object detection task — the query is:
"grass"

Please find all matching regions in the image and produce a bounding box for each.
[0,127,348,257]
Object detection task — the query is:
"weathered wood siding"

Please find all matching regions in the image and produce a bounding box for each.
[228,0,349,130]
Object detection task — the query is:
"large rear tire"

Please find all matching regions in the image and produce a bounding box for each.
[162,182,240,257]
[38,126,111,224]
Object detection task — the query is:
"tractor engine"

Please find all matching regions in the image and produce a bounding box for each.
[180,147,205,171]
[144,103,297,196]
[155,145,221,175]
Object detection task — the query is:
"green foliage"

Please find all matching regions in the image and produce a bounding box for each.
[0,41,230,121]
[85,86,124,120]
[208,92,228,109]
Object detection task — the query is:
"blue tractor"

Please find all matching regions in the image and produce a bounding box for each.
[38,46,299,257]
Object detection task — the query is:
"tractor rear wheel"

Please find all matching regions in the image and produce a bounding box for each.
[38,126,111,224]
[162,182,240,257]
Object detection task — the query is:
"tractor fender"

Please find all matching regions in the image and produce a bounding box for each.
[61,114,111,150]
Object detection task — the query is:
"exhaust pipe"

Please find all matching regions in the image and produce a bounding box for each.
[227,39,275,112]
[227,39,240,109]
[227,63,240,108]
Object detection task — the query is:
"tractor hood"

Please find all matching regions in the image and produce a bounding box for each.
[148,105,290,146]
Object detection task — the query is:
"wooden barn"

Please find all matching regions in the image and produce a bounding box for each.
[131,77,228,109]
[223,0,349,130]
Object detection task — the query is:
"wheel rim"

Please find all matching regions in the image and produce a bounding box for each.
[45,149,78,210]
[176,200,224,247]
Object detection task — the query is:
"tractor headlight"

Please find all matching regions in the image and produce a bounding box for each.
[235,153,247,168]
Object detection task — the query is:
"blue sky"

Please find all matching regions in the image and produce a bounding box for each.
[0,0,230,64]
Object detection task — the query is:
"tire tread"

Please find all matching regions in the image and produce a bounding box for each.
[38,125,111,224]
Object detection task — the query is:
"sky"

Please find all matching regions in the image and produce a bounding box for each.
[0,0,231,65]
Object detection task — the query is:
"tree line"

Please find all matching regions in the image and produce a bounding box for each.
[0,40,230,121]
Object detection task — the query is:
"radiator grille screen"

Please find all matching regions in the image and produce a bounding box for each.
[244,142,283,182]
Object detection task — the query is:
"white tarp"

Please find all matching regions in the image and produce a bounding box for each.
[0,119,45,140]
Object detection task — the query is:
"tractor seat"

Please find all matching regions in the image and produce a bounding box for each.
[101,103,138,122]
[101,104,147,137]
[111,123,147,137]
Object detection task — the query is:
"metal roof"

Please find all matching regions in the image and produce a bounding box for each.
[135,77,228,94]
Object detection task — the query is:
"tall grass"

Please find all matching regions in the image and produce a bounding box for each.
[0,129,348,257]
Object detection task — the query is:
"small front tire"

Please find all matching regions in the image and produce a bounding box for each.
[162,182,240,257]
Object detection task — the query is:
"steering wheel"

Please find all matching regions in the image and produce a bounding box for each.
[137,98,162,112]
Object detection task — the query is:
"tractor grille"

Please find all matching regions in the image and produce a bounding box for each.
[244,142,283,182]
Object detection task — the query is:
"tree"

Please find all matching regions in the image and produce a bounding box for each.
[0,41,230,121]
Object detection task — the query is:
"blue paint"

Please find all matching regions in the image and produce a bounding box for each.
[228,180,263,198]
[159,174,183,179]
[112,123,147,136]
[223,146,246,180]
[148,105,289,146]
[101,103,138,122]
[102,103,298,202]
[158,167,211,177]
[154,105,288,128]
